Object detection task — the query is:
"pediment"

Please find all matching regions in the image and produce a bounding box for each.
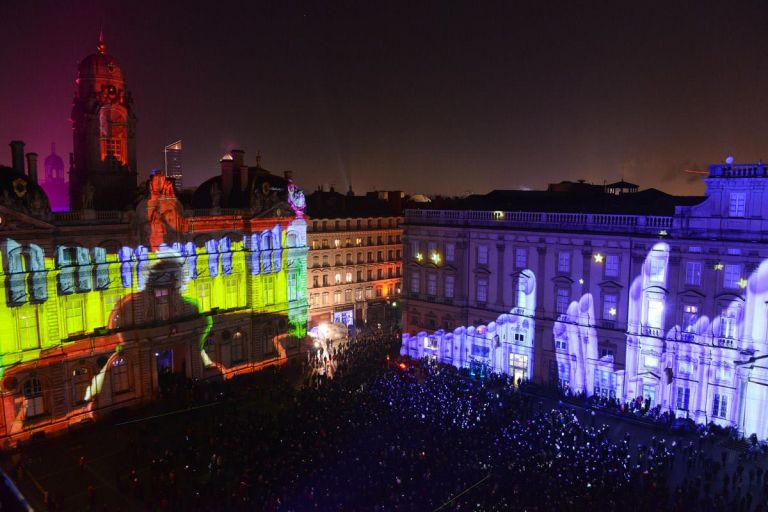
[677,289,706,300]
[598,279,623,290]
[0,205,54,232]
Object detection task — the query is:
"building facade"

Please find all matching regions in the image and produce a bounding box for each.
[306,190,403,329]
[402,164,768,438]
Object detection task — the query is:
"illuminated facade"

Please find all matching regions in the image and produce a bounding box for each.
[306,189,403,328]
[402,163,768,438]
[0,153,307,443]
[70,34,137,210]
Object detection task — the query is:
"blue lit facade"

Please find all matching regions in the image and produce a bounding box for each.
[402,161,768,438]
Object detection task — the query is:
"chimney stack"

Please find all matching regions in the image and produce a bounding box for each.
[26,153,38,183]
[10,141,25,174]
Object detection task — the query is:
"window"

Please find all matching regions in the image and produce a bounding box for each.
[605,255,619,278]
[65,297,85,336]
[367,270,373,280]
[478,245,489,265]
[549,360,570,388]
[263,276,275,305]
[231,335,244,363]
[103,291,121,328]
[356,270,363,282]
[365,287,373,299]
[18,306,40,350]
[197,282,211,311]
[334,273,342,284]
[345,289,353,302]
[556,288,570,315]
[322,292,329,305]
[712,394,728,419]
[557,251,571,273]
[322,255,329,266]
[685,261,702,286]
[411,272,420,294]
[155,288,171,320]
[444,275,455,299]
[445,243,455,263]
[288,272,298,301]
[23,379,45,418]
[682,305,698,332]
[334,239,341,248]
[355,288,363,301]
[647,299,664,328]
[427,273,437,296]
[322,274,329,286]
[377,269,383,279]
[675,386,691,411]
[225,278,239,308]
[729,192,746,217]
[335,254,342,265]
[554,336,567,351]
[603,294,617,320]
[649,257,665,282]
[643,355,659,369]
[312,276,319,288]
[112,357,130,394]
[723,264,741,289]
[515,248,527,269]
[72,367,92,404]
[516,274,529,309]
[334,291,341,304]
[593,369,616,398]
[720,308,738,339]
[312,256,319,268]
[600,347,614,359]
[476,278,488,303]
[345,272,353,283]
[678,360,693,377]
[376,286,383,297]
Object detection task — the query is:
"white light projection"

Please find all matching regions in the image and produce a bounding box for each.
[401,245,768,437]
[401,269,536,382]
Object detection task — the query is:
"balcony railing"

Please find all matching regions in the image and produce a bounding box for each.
[405,209,673,235]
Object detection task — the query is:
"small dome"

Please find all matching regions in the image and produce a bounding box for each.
[77,34,124,82]
[44,143,64,171]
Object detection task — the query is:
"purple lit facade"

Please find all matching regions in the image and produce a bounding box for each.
[402,163,768,438]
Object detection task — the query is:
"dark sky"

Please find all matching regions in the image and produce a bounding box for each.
[2,0,768,196]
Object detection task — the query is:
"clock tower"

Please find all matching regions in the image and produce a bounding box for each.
[70,33,137,210]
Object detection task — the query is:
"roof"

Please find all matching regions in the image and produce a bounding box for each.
[305,190,403,219]
[415,188,705,216]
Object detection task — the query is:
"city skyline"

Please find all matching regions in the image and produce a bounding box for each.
[2,1,768,197]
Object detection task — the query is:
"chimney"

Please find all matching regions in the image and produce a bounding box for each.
[26,153,38,183]
[283,170,293,181]
[10,141,25,174]
[220,155,234,204]
[231,149,244,169]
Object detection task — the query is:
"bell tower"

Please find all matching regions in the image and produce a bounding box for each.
[69,33,137,210]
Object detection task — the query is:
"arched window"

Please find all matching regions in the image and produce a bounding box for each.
[111,357,130,394]
[6,240,27,304]
[231,331,244,363]
[23,378,45,418]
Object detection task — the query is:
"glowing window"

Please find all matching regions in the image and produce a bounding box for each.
[288,273,298,302]
[56,246,75,295]
[225,278,239,309]
[682,304,698,332]
[219,238,232,276]
[93,247,110,290]
[333,291,341,304]
[556,288,570,315]
[345,272,353,283]
[557,251,571,273]
[75,247,92,292]
[103,291,121,328]
[344,289,353,302]
[646,299,664,328]
[677,360,693,377]
[355,288,363,301]
[119,247,134,288]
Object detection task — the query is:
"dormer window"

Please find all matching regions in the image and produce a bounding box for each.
[729,192,746,217]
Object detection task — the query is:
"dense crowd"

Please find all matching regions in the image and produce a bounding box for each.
[26,331,768,511]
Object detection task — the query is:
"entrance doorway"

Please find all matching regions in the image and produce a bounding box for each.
[509,353,528,386]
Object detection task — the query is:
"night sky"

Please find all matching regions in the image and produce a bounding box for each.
[2,0,768,197]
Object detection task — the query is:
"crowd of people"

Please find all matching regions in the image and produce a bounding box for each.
[18,330,768,511]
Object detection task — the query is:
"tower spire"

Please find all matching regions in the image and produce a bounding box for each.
[97,30,106,54]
